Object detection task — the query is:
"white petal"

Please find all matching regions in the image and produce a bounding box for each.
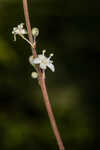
[33,57,41,64]
[13,27,17,31]
[38,55,47,61]
[19,23,24,28]
[21,29,27,34]
[47,63,55,72]
[15,29,20,34]
[40,63,47,70]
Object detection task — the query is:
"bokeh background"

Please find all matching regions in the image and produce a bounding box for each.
[0,0,99,150]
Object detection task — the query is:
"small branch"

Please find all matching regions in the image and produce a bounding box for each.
[22,0,65,150]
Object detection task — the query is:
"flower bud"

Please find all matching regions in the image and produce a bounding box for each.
[31,72,38,79]
[32,27,39,38]
[29,55,34,65]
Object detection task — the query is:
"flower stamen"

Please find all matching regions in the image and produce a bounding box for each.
[49,53,54,59]
[42,50,46,55]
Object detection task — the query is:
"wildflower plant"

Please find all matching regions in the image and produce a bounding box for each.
[12,1,65,150]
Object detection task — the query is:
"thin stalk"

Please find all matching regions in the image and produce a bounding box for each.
[39,78,65,150]
[23,0,37,57]
[19,34,34,48]
[23,1,65,150]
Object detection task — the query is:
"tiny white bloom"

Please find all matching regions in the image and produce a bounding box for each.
[12,23,27,41]
[33,50,55,72]
[31,72,38,79]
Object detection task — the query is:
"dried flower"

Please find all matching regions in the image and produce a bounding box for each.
[12,23,27,41]
[32,50,55,72]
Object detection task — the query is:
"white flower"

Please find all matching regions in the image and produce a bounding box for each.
[32,50,55,72]
[31,72,38,79]
[12,23,27,41]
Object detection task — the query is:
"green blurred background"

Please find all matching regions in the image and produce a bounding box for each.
[0,0,99,150]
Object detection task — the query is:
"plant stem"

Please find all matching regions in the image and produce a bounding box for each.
[23,1,65,150]
[39,78,65,150]
[23,0,37,57]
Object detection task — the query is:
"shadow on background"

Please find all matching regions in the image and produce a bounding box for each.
[0,0,99,150]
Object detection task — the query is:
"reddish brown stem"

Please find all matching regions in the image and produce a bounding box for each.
[23,0,37,57]
[23,1,65,150]
[39,78,65,150]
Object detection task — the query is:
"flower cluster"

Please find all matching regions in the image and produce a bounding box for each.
[12,23,55,79]
[12,23,27,41]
